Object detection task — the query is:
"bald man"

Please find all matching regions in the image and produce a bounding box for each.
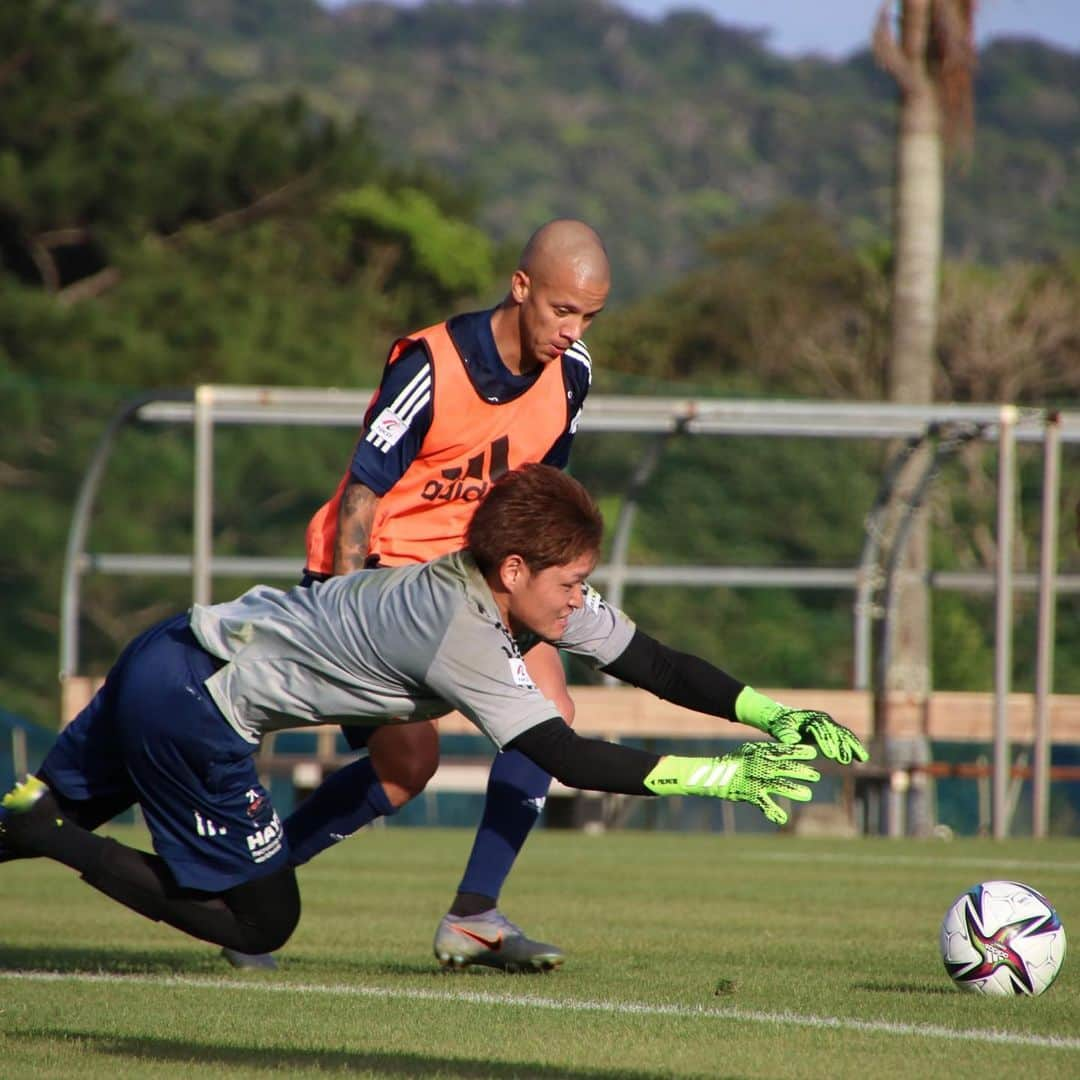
[226,221,609,971]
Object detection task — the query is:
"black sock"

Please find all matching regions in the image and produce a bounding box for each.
[2,791,108,873]
[449,891,498,917]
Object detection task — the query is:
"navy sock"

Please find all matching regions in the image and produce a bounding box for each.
[456,749,552,902]
[284,757,396,867]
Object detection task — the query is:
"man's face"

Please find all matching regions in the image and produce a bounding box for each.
[513,263,609,370]
[505,551,597,642]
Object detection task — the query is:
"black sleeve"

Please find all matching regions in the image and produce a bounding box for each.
[600,629,746,721]
[506,718,660,796]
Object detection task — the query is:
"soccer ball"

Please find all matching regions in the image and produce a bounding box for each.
[939,880,1066,996]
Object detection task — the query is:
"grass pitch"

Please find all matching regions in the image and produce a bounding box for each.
[2,826,1078,1079]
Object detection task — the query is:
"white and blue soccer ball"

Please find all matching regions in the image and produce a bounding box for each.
[939,879,1066,996]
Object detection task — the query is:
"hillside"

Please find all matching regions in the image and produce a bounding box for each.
[98,0,1080,296]
[3,2,1078,730]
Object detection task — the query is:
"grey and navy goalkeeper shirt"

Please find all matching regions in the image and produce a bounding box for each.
[190,550,635,747]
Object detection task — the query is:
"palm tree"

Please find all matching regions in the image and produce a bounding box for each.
[875,0,975,404]
[870,0,976,831]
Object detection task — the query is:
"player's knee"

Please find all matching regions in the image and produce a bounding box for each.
[368,723,440,804]
[225,867,301,953]
[379,755,438,804]
[247,908,300,954]
[241,907,299,955]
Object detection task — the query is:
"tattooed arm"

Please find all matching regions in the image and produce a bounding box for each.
[333,480,381,574]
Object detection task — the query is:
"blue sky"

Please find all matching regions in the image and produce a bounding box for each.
[617,0,1080,56]
[324,1,1080,57]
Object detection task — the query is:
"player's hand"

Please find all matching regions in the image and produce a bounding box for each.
[735,686,869,765]
[767,709,868,765]
[643,742,820,825]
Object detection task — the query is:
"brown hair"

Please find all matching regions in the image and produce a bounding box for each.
[467,464,603,576]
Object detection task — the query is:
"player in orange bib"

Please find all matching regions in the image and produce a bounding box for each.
[233,220,609,972]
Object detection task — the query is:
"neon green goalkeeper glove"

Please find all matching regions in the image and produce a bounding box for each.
[643,742,820,825]
[735,686,869,765]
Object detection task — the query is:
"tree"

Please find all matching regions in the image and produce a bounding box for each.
[875,0,976,399]
[0,1,499,728]
[591,203,888,397]
[872,0,976,832]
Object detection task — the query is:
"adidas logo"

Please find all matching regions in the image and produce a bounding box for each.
[421,437,509,503]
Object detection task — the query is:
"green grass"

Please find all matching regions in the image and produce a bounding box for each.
[2,827,1079,1078]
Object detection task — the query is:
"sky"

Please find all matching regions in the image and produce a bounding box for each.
[616,0,1080,57]
[324,1,1080,58]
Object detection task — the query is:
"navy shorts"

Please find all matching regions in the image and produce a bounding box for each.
[41,613,288,892]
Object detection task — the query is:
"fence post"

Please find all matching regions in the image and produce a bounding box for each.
[992,405,1017,839]
[1033,412,1061,838]
[193,385,214,606]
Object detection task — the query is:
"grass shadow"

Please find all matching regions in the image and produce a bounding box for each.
[0,944,225,975]
[852,979,955,996]
[3,1028,732,1080]
[289,956,558,978]
[0,946,561,981]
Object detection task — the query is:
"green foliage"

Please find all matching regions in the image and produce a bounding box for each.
[1,4,358,296]
[592,204,887,396]
[567,428,880,690]
[3,0,1080,736]
[931,594,996,690]
[93,0,1080,299]
[331,184,495,299]
[0,1,503,727]
[1,0,135,229]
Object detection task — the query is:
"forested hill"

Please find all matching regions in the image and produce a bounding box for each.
[97,0,1079,297]
[4,2,1079,729]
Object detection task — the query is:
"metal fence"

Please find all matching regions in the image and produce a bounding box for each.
[59,388,1080,837]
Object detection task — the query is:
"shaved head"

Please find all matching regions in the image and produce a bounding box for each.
[490,218,610,375]
[518,219,610,291]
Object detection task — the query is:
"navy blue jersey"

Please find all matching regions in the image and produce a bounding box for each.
[349,309,592,495]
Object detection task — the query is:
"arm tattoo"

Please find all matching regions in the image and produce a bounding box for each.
[334,481,380,574]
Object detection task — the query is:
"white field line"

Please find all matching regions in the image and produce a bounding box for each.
[2,970,1078,1051]
[740,851,1080,873]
